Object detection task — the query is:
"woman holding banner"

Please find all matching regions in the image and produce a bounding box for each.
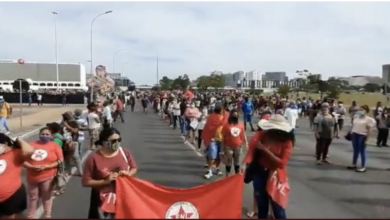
[243,114,294,219]
[82,127,137,219]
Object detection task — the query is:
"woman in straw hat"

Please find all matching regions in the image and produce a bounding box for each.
[242,114,294,219]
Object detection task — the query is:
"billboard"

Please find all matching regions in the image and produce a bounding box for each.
[87,65,115,96]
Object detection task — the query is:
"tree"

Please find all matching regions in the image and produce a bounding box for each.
[196,76,210,90]
[363,83,380,93]
[327,85,341,99]
[277,85,290,96]
[209,74,225,90]
[172,74,191,90]
[159,76,173,90]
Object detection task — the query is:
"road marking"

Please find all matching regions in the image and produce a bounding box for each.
[10,119,62,140]
[180,136,203,157]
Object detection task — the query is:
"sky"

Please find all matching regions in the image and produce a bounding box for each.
[1,1,390,84]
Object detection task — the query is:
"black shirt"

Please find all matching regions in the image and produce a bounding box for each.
[180,102,187,116]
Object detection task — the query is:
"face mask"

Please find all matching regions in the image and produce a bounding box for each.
[190,104,195,108]
[0,145,5,155]
[39,136,51,143]
[339,104,343,107]
[356,110,365,116]
[106,140,120,151]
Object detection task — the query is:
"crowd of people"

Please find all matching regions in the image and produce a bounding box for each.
[0,92,137,219]
[0,88,385,219]
[147,89,383,218]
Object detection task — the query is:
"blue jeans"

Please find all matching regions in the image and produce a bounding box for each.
[253,168,286,219]
[0,117,9,132]
[351,133,367,167]
[179,116,187,135]
[243,112,252,123]
[207,140,221,159]
[169,112,174,126]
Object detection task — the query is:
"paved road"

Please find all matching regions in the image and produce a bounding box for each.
[32,107,390,218]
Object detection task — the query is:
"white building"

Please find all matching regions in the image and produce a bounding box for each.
[245,71,262,81]
[339,75,384,87]
[0,61,87,91]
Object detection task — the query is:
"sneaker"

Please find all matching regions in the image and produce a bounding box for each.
[204,172,213,179]
[356,167,366,172]
[347,166,357,170]
[316,160,321,165]
[215,169,223,176]
[321,160,331,164]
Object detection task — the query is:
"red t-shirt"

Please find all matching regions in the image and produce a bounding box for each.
[82,148,137,194]
[222,123,245,148]
[116,99,124,111]
[0,149,23,202]
[25,141,63,183]
[244,131,292,171]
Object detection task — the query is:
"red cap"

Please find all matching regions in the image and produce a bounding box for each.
[261,114,271,120]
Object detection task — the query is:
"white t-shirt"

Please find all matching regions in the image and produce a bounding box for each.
[284,107,298,128]
[351,116,375,136]
[87,112,101,129]
[173,103,181,116]
[37,94,42,100]
[103,106,112,121]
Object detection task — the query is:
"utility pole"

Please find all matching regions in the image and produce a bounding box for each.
[156,55,159,86]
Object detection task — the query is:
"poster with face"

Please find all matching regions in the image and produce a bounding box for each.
[87,65,115,97]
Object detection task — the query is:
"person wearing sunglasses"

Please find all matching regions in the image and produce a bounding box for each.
[82,127,137,219]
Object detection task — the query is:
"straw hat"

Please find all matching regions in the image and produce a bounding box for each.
[258,114,293,133]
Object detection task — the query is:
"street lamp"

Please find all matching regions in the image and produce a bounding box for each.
[90,10,113,101]
[51,11,59,90]
[113,48,125,74]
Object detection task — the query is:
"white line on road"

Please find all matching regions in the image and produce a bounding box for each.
[180,136,203,157]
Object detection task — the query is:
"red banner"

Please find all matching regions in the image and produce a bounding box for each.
[116,174,244,219]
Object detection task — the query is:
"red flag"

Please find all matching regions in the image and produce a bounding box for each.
[116,174,244,219]
[184,90,194,101]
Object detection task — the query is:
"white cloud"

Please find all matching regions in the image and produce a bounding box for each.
[0,1,390,84]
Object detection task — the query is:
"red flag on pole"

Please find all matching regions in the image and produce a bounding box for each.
[115,174,244,219]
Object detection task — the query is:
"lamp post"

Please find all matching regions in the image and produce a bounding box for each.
[90,10,113,102]
[113,48,125,74]
[51,11,59,90]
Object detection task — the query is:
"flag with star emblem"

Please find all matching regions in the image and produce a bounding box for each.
[115,174,244,219]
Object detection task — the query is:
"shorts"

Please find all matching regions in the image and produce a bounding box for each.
[243,113,252,123]
[207,141,221,159]
[0,184,27,216]
[89,128,100,140]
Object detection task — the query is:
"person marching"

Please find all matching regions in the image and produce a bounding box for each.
[242,114,294,219]
[221,109,248,177]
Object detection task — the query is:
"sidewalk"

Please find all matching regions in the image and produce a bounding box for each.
[4,106,82,137]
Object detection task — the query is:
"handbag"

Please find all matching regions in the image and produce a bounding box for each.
[344,132,352,141]
[244,163,255,184]
[244,148,261,184]
[53,160,67,191]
